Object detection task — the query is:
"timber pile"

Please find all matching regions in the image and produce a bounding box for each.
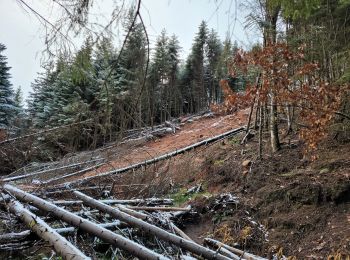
[0,184,267,259]
[0,118,265,259]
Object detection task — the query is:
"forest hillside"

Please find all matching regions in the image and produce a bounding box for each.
[0,0,349,259]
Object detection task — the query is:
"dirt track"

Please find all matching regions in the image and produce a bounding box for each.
[62,109,249,183]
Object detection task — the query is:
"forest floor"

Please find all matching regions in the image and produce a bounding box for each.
[59,109,249,184]
[2,110,350,259]
[90,117,350,259]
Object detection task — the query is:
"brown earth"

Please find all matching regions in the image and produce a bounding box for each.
[60,109,249,184]
[100,129,350,259]
[6,109,350,259]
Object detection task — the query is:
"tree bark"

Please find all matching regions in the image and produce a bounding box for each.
[270,91,280,152]
[8,200,89,260]
[74,191,231,260]
[0,222,122,244]
[204,238,267,260]
[258,103,263,159]
[3,184,169,260]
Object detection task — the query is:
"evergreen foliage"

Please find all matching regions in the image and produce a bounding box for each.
[0,43,16,130]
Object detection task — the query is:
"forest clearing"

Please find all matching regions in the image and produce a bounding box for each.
[1,0,350,259]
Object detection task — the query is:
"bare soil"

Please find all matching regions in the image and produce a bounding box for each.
[103,129,350,259]
[2,110,350,259]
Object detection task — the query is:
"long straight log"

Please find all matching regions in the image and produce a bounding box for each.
[62,127,245,187]
[0,119,93,145]
[2,158,104,182]
[74,191,231,260]
[53,198,173,206]
[42,162,105,185]
[3,184,169,260]
[170,223,193,241]
[8,200,89,260]
[127,206,190,212]
[0,222,123,244]
[204,238,267,260]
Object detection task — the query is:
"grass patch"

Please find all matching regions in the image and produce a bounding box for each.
[170,187,212,206]
[213,159,225,166]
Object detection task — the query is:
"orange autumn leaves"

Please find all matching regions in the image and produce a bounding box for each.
[213,43,346,155]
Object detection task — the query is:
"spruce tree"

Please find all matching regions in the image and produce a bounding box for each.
[205,29,222,104]
[0,43,16,130]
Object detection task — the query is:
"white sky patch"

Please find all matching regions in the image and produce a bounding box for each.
[0,0,258,101]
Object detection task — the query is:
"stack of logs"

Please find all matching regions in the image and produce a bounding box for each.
[0,184,266,259]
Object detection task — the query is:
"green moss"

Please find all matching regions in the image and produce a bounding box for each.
[170,187,212,206]
[228,136,240,145]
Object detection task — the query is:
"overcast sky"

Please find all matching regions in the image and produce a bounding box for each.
[0,0,258,101]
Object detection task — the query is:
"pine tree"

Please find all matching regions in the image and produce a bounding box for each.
[0,43,16,130]
[191,21,208,111]
[205,29,222,104]
[116,8,147,128]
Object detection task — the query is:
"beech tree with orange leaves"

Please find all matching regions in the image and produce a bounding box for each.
[215,42,347,159]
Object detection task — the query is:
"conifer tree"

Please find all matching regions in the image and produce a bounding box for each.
[0,43,16,130]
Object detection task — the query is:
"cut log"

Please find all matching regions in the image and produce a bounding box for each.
[204,238,267,260]
[0,222,123,243]
[170,223,193,242]
[42,162,105,185]
[3,184,169,260]
[62,127,245,187]
[117,204,148,220]
[7,200,89,260]
[0,230,31,243]
[53,198,173,206]
[74,191,231,260]
[127,206,190,212]
[2,158,104,182]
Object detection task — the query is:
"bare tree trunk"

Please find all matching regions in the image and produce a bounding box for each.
[245,74,260,134]
[259,103,263,159]
[270,92,280,152]
[286,103,293,134]
[3,184,169,260]
[8,200,89,260]
[74,191,231,260]
[264,102,269,129]
[254,104,259,129]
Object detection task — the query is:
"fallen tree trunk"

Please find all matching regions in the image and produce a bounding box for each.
[7,199,89,260]
[0,221,123,244]
[61,127,245,187]
[74,191,231,260]
[117,205,149,220]
[3,184,169,260]
[42,162,105,185]
[127,206,190,212]
[170,223,193,241]
[204,238,267,260]
[43,185,113,195]
[53,198,173,206]
[2,158,104,182]
[0,230,31,243]
[0,119,93,145]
